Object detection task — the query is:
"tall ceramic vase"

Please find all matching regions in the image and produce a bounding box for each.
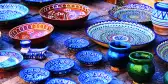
[151,2,168,35]
[127,51,155,83]
[107,41,131,71]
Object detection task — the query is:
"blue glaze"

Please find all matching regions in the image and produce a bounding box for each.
[24,0,53,2]
[107,41,131,69]
[45,78,76,84]
[20,40,31,48]
[155,2,168,12]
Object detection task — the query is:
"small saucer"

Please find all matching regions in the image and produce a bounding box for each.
[75,50,103,66]
[45,78,76,84]
[45,58,75,75]
[19,67,50,83]
[64,38,90,51]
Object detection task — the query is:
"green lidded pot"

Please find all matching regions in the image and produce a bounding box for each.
[127,51,155,83]
[164,72,168,84]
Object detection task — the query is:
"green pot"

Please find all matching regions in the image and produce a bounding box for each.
[164,72,168,84]
[127,51,155,83]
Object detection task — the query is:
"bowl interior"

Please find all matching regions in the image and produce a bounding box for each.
[0,3,29,21]
[0,50,23,68]
[39,3,90,20]
[156,41,168,62]
[9,22,54,40]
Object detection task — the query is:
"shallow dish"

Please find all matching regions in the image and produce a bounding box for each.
[0,50,23,70]
[45,58,75,75]
[109,3,152,23]
[9,22,54,45]
[45,78,76,84]
[39,2,90,27]
[0,3,29,23]
[86,21,155,49]
[75,50,103,66]
[19,67,50,83]
[78,70,113,84]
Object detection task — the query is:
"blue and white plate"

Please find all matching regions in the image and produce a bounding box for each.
[45,78,76,84]
[45,58,75,75]
[0,50,23,70]
[109,3,152,23]
[0,3,29,22]
[78,70,113,84]
[75,50,103,65]
[86,21,155,49]
[19,67,50,83]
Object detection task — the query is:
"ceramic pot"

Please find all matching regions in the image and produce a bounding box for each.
[107,41,131,70]
[151,2,168,35]
[164,72,168,84]
[127,51,155,83]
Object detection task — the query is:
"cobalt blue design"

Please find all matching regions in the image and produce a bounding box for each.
[45,78,76,84]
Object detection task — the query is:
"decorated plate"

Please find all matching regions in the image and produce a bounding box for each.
[78,70,113,84]
[45,58,75,74]
[75,50,103,65]
[64,38,90,51]
[45,78,76,84]
[19,67,50,83]
[86,21,155,49]
[0,50,23,70]
[0,3,29,22]
[109,3,152,23]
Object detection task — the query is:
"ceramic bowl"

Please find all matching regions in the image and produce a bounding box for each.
[22,0,54,6]
[156,40,168,63]
[64,38,90,51]
[45,78,76,84]
[9,22,54,45]
[75,50,103,66]
[45,58,75,75]
[19,67,50,83]
[109,3,152,24]
[78,70,113,84]
[0,50,23,70]
[86,21,155,49]
[39,2,90,28]
[0,3,29,24]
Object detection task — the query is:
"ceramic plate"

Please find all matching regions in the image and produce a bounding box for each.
[109,3,152,23]
[0,3,29,22]
[75,50,103,65]
[156,40,168,63]
[0,50,23,69]
[45,58,75,74]
[86,21,155,49]
[19,67,50,83]
[78,70,113,84]
[45,78,76,84]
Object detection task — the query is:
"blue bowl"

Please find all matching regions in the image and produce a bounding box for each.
[19,67,50,83]
[45,78,76,84]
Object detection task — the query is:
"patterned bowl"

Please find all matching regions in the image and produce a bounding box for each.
[156,40,168,63]
[0,3,29,24]
[39,2,90,28]
[9,22,54,45]
[45,78,76,84]
[19,67,50,83]
[78,70,113,84]
[45,58,75,75]
[0,50,23,70]
[86,21,155,49]
[109,3,152,23]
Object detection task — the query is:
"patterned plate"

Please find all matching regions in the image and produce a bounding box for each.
[86,21,155,49]
[109,3,152,23]
[45,58,75,74]
[75,50,103,65]
[45,78,76,84]
[78,70,113,84]
[19,67,50,83]
[156,40,168,63]
[0,3,29,22]
[0,50,23,70]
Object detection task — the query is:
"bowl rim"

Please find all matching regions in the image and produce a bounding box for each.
[0,50,24,69]
[8,22,54,40]
[45,78,76,84]
[85,20,156,47]
[0,3,29,22]
[39,2,91,21]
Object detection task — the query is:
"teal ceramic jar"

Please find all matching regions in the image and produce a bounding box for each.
[164,72,168,84]
[107,41,131,71]
[127,51,155,83]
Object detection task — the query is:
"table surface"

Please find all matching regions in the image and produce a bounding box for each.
[0,0,168,84]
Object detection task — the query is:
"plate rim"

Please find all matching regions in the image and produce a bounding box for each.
[45,78,76,84]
